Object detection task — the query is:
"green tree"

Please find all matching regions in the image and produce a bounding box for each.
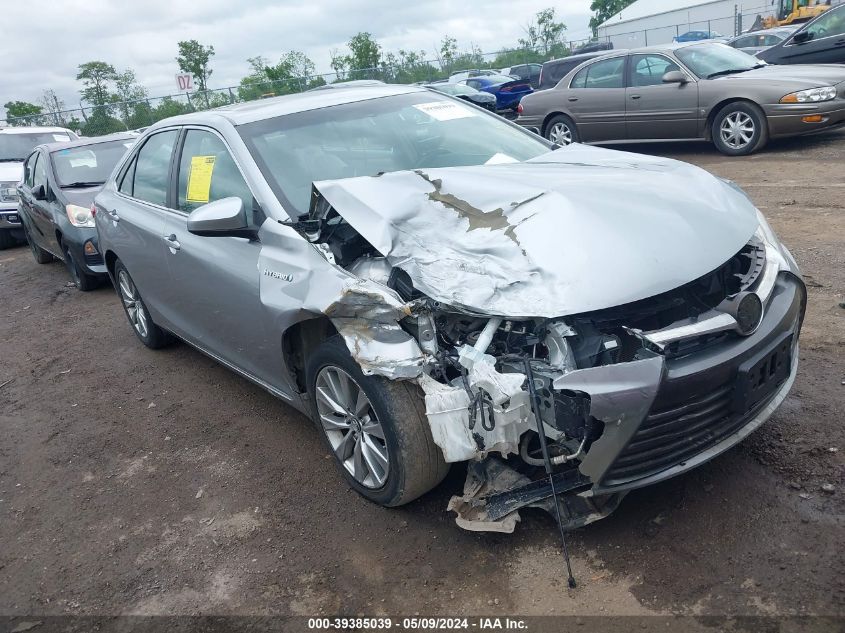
[383,49,438,84]
[436,35,459,73]
[77,61,118,106]
[519,8,567,56]
[4,101,43,124]
[344,32,382,79]
[114,69,148,124]
[176,40,215,91]
[151,96,192,122]
[589,0,636,34]
[330,48,348,81]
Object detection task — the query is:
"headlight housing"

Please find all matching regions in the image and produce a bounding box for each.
[66,204,95,228]
[780,86,836,103]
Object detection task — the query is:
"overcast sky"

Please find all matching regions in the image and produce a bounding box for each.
[1,0,594,119]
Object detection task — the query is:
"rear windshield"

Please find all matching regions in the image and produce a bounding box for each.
[238,92,549,216]
[51,139,135,187]
[0,132,73,161]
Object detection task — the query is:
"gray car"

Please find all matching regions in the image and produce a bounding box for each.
[726,27,798,56]
[95,85,805,532]
[516,41,845,155]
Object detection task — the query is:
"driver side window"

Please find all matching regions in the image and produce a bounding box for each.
[176,129,255,218]
[33,152,48,190]
[24,152,38,187]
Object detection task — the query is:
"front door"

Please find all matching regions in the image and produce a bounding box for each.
[566,56,628,142]
[626,54,700,140]
[160,127,276,384]
[27,151,62,255]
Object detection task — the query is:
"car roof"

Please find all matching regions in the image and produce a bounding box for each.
[149,84,425,127]
[622,40,731,54]
[0,126,74,135]
[544,51,618,66]
[42,132,136,154]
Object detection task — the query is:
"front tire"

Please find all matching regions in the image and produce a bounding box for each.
[712,102,768,156]
[306,336,449,507]
[23,224,53,264]
[113,259,172,349]
[62,242,99,291]
[545,114,579,145]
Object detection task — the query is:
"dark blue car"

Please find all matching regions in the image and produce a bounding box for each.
[463,74,533,111]
[673,30,724,42]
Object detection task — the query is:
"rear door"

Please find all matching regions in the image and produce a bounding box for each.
[625,54,699,140]
[566,56,628,142]
[159,127,274,383]
[105,129,179,321]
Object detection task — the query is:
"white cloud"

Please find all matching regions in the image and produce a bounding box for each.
[1,0,593,118]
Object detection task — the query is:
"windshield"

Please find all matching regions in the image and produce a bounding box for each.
[676,43,761,78]
[0,132,73,161]
[51,139,134,187]
[238,92,549,215]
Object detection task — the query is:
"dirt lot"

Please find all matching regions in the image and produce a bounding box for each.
[1,131,843,623]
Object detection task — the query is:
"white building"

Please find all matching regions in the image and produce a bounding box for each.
[596,0,771,48]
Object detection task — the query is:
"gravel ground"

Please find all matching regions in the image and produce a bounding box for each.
[0,130,843,622]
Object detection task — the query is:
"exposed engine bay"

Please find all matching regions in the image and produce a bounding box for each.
[289,175,780,533]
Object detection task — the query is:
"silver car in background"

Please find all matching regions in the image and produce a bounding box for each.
[516,41,845,155]
[726,26,798,56]
[95,85,805,532]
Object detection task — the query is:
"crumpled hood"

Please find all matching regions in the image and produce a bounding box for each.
[312,144,759,318]
[0,161,23,183]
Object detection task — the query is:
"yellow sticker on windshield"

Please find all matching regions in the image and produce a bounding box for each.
[186,155,216,203]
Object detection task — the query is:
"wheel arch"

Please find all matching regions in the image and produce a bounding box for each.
[705,97,766,141]
[281,316,339,395]
[541,111,573,137]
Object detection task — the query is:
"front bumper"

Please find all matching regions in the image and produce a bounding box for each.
[764,101,845,138]
[587,271,805,495]
[63,229,107,276]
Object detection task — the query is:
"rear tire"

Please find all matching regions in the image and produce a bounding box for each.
[62,242,99,291]
[113,259,173,349]
[306,336,449,507]
[712,102,768,156]
[545,114,579,145]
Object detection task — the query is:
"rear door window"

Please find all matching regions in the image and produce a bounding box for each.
[24,152,38,187]
[131,130,178,206]
[33,152,48,190]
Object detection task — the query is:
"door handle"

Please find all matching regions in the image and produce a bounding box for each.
[164,234,181,251]
[107,209,120,222]
[567,96,579,102]
[630,94,642,100]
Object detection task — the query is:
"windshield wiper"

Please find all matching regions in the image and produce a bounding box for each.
[0,158,23,162]
[61,181,104,188]
[706,67,755,79]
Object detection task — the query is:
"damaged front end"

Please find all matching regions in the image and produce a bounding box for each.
[289,156,804,534]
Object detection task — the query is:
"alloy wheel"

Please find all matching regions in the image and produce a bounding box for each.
[720,111,755,150]
[315,366,389,489]
[117,269,149,339]
[549,121,573,145]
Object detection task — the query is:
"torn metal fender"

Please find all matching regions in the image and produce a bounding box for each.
[553,356,665,482]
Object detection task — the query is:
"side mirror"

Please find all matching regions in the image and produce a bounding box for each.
[792,30,812,44]
[31,184,46,201]
[187,197,258,239]
[662,70,689,84]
